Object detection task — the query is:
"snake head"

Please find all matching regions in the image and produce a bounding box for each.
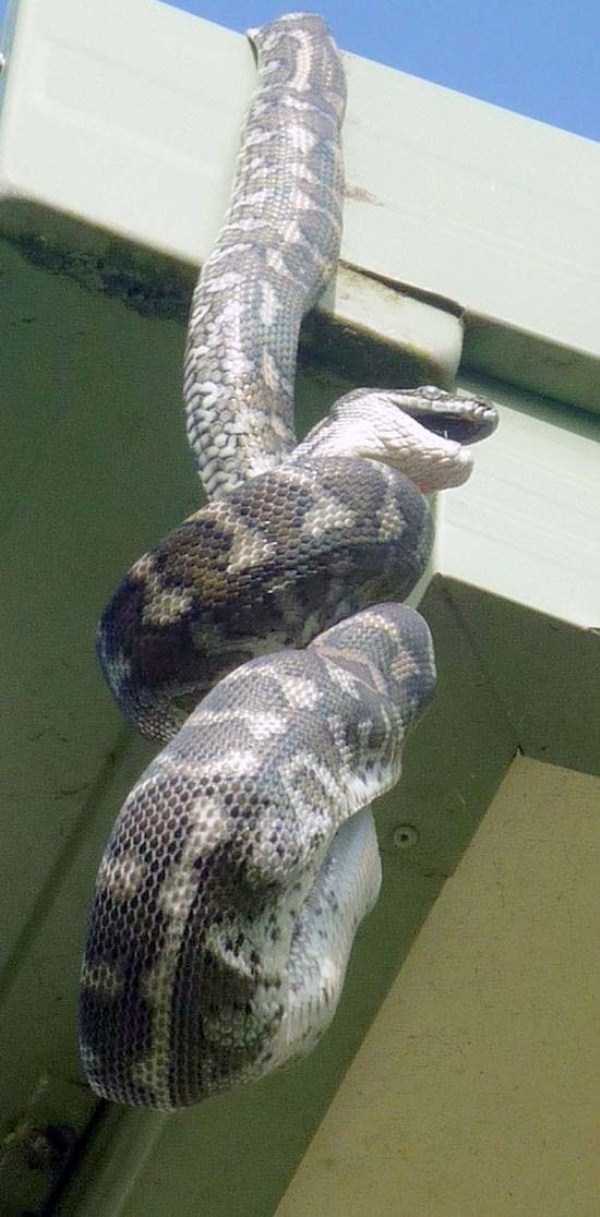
[391,385,499,445]
[295,386,499,494]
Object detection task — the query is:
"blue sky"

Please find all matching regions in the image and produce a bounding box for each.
[0,0,597,141]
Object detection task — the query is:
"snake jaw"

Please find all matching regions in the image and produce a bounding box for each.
[292,385,499,494]
[293,389,480,492]
[388,386,500,445]
[377,409,474,492]
[363,386,498,491]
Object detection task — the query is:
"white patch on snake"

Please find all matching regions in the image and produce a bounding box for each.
[317,957,340,1002]
[288,34,315,92]
[203,269,242,294]
[260,281,282,327]
[325,713,354,766]
[283,94,324,114]
[389,648,420,686]
[360,607,413,644]
[301,493,357,540]
[96,851,146,900]
[377,480,409,542]
[244,127,276,148]
[237,154,268,179]
[261,349,283,392]
[280,218,306,247]
[284,174,318,206]
[139,753,208,794]
[130,558,177,610]
[294,160,319,185]
[226,520,278,573]
[238,188,273,210]
[316,644,389,696]
[271,670,321,709]
[200,297,255,380]
[266,248,289,276]
[151,750,257,802]
[142,586,194,627]
[229,217,268,235]
[130,551,156,582]
[200,709,288,742]
[206,240,253,264]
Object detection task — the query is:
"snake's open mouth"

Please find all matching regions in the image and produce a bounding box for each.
[415,411,497,445]
[383,389,499,448]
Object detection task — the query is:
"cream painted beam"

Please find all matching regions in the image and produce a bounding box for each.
[275,757,600,1217]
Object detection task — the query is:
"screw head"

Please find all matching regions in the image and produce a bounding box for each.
[393,824,419,850]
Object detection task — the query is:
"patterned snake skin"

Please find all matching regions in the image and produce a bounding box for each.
[182,13,346,497]
[79,14,498,1109]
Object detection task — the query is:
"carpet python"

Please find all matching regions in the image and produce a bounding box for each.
[79,13,498,1109]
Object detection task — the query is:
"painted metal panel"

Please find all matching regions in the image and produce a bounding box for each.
[275,758,600,1217]
[0,0,599,408]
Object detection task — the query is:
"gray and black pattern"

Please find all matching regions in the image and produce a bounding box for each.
[80,13,498,1109]
[97,384,496,743]
[183,13,346,498]
[80,604,436,1108]
[97,452,431,742]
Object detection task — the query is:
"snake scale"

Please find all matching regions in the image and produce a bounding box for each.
[79,13,498,1109]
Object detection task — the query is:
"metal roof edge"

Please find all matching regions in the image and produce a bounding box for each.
[0,0,598,412]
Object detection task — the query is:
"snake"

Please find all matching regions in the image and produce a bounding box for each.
[79,13,498,1109]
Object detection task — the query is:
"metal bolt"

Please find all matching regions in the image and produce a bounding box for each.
[393,823,419,850]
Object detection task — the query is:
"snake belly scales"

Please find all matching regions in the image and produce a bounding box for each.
[79,13,498,1109]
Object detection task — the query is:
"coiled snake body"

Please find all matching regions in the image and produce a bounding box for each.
[79,14,497,1109]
